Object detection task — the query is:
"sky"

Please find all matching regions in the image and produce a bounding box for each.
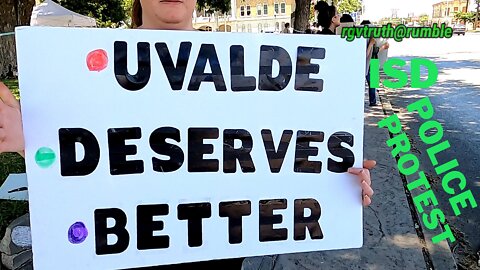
[361,0,455,21]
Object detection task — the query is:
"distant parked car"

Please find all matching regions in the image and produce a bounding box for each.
[452,24,466,35]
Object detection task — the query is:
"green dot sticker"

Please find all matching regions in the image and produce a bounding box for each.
[35,147,56,168]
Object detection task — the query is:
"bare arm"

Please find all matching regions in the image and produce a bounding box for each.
[0,82,25,158]
[379,42,390,52]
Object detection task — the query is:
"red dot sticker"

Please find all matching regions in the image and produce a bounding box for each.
[86,49,108,72]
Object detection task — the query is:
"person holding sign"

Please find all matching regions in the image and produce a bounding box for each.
[0,0,375,268]
[0,0,375,205]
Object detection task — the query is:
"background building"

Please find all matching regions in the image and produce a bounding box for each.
[233,0,295,32]
[192,8,232,31]
[193,0,296,32]
[432,0,470,25]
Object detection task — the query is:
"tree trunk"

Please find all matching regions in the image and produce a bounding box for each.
[293,0,311,33]
[0,0,36,78]
[476,1,480,29]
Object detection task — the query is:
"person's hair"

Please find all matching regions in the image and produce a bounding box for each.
[305,28,312,34]
[314,1,336,29]
[340,14,354,23]
[285,23,290,27]
[360,20,372,25]
[132,0,142,28]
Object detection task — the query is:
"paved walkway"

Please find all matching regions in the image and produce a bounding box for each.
[242,89,457,270]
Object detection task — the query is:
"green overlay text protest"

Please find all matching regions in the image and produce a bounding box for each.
[378,97,478,244]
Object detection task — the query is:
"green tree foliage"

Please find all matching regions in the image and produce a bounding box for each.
[454,11,475,24]
[419,14,429,26]
[196,0,230,14]
[123,0,133,27]
[337,0,361,14]
[53,0,126,28]
[310,3,316,22]
[378,17,402,26]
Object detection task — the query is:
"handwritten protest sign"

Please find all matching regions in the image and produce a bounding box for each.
[16,26,366,269]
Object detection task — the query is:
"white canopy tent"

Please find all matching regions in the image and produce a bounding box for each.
[30,0,96,27]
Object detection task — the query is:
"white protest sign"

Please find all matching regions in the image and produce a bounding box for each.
[15,26,366,269]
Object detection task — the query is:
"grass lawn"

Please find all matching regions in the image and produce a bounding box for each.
[0,78,29,237]
[3,78,20,99]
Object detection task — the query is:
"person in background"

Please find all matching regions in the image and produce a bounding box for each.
[282,22,291,33]
[361,20,389,106]
[341,14,354,23]
[336,13,355,35]
[360,19,372,26]
[315,1,341,35]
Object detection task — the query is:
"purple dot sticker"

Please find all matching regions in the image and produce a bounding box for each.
[68,222,88,244]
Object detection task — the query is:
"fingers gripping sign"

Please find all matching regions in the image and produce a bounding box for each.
[0,82,24,156]
[348,160,376,206]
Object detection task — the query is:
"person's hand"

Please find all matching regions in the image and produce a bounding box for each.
[0,82,24,157]
[348,160,376,206]
[380,42,390,51]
